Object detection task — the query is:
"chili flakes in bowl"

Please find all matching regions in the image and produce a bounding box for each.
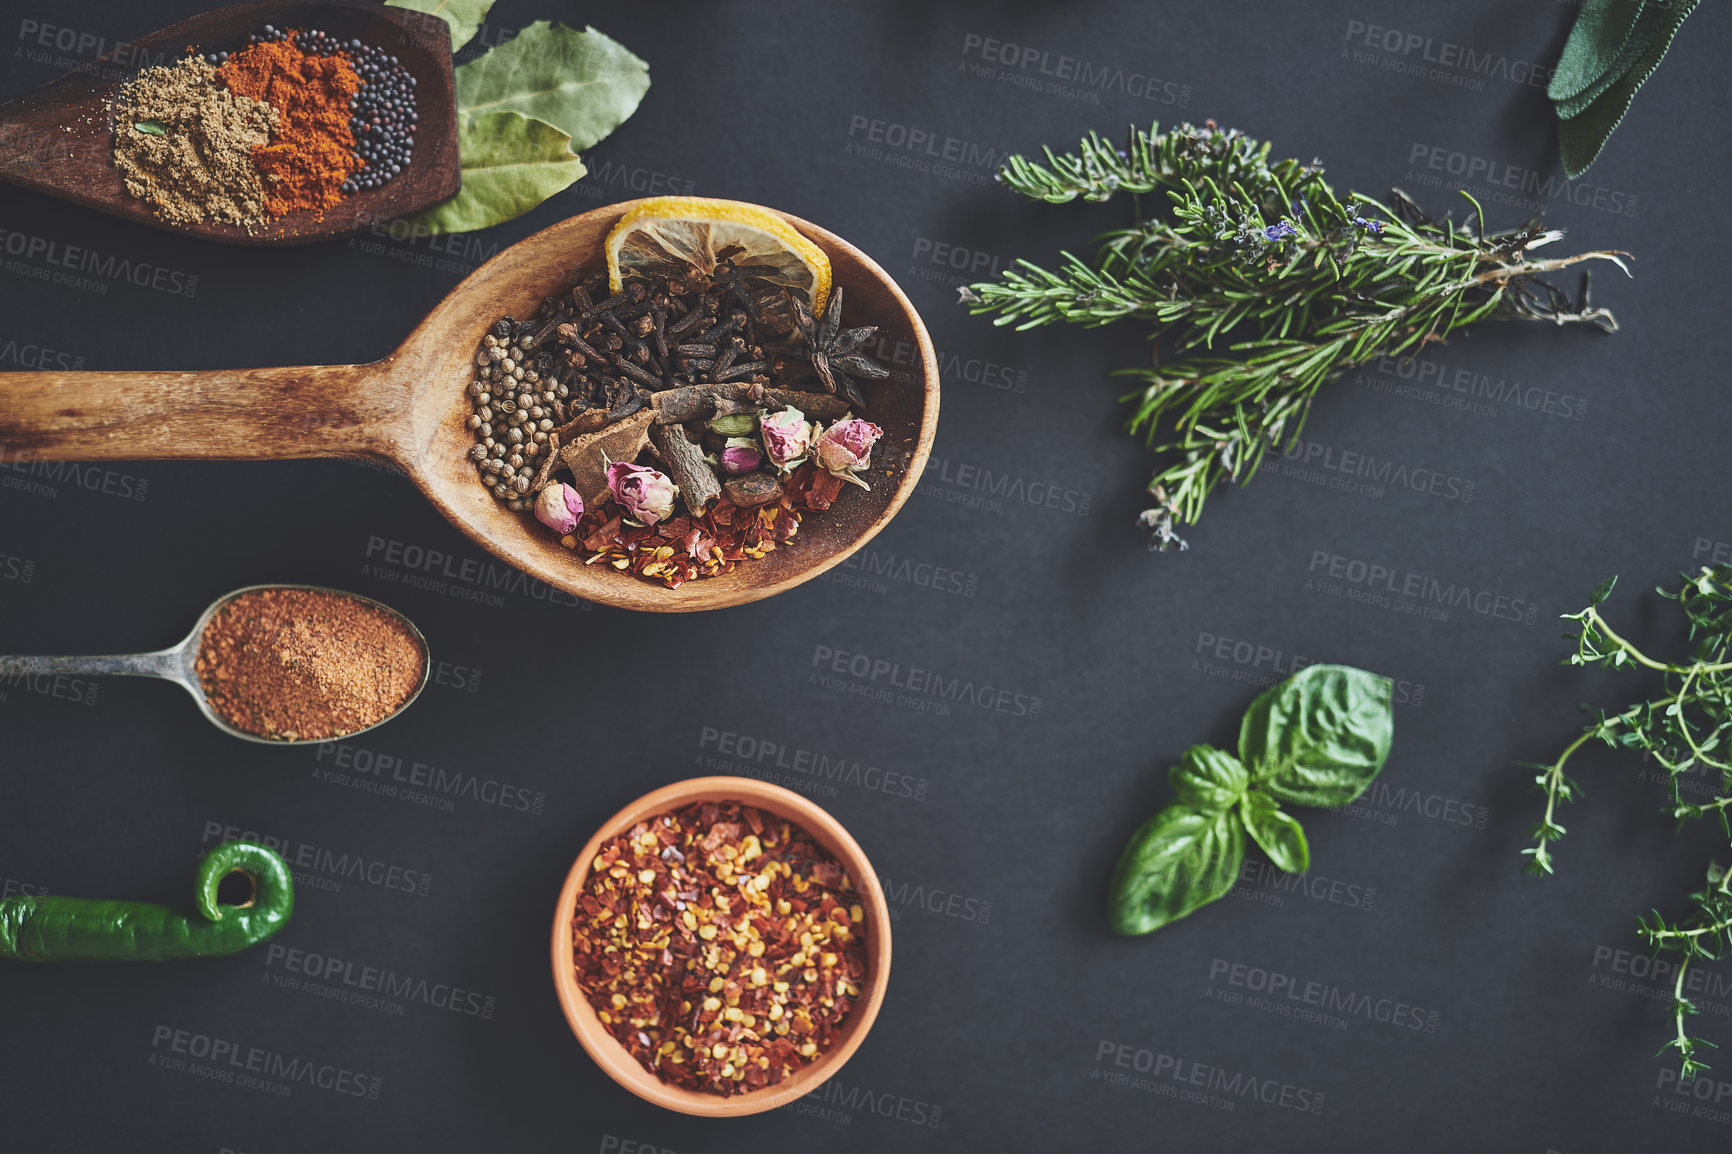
[572,800,868,1096]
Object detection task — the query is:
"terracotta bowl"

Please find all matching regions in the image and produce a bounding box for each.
[550,777,892,1117]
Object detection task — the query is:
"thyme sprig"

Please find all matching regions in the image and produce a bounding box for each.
[1524,564,1732,1078]
[962,121,1630,550]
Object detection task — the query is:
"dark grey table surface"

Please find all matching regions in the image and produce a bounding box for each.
[1,1,1728,1150]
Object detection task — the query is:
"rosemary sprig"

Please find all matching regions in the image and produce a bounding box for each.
[962,121,1631,550]
[1524,564,1732,1078]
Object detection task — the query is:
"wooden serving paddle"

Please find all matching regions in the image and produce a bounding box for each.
[0,0,458,245]
[0,201,941,613]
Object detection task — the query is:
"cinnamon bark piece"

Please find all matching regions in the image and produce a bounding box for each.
[650,384,851,426]
[650,422,722,515]
[560,408,655,503]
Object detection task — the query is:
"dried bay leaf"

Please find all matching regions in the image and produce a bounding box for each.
[404,110,585,234]
[454,21,649,151]
[384,0,495,52]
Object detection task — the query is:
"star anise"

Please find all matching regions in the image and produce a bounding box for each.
[791,286,889,410]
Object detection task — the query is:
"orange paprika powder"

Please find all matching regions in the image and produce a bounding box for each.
[218,35,360,217]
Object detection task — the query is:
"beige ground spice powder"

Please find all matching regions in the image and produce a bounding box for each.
[195,588,424,742]
[112,56,278,230]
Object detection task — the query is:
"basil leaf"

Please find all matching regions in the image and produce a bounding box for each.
[1107,804,1245,935]
[385,0,496,52]
[1240,791,1310,874]
[1237,664,1393,808]
[405,110,585,234]
[455,21,650,152]
[1168,744,1248,812]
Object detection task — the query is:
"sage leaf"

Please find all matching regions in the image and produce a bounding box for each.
[1240,791,1310,874]
[1107,804,1244,935]
[1168,745,1248,812]
[134,120,166,136]
[455,21,650,152]
[1238,664,1393,808]
[1556,0,1699,178]
[405,110,585,235]
[1547,0,1649,105]
[384,0,495,52]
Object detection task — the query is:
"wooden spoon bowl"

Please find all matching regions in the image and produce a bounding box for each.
[0,0,459,244]
[0,199,941,613]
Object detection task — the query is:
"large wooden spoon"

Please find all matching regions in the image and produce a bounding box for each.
[0,0,459,245]
[0,200,941,613]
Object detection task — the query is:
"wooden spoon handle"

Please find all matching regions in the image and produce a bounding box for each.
[0,362,409,463]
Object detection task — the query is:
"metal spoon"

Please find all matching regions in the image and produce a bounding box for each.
[0,583,429,745]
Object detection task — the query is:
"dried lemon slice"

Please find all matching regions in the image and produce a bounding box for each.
[604,196,831,314]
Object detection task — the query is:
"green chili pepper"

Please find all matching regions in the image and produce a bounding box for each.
[0,842,293,962]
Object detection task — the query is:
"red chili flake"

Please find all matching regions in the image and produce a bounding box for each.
[570,801,869,1096]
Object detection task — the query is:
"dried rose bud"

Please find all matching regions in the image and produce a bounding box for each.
[607,461,678,525]
[719,438,764,475]
[813,417,883,489]
[534,481,584,533]
[759,407,812,472]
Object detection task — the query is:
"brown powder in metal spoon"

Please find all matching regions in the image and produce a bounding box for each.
[194,589,424,741]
